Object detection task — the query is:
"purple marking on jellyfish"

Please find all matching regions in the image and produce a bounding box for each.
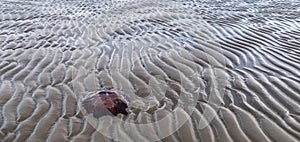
[82,90,128,118]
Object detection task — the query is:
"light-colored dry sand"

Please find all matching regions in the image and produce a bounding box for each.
[0,0,300,141]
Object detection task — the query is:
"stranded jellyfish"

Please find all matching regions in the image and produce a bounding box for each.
[82,90,128,118]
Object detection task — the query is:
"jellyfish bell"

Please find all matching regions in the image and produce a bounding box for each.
[81,90,129,118]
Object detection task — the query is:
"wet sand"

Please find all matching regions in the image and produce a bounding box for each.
[0,0,300,141]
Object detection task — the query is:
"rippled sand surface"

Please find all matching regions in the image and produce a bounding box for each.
[0,0,300,141]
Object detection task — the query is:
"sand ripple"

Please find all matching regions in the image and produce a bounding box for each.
[0,0,300,141]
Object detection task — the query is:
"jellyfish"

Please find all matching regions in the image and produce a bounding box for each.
[82,90,128,118]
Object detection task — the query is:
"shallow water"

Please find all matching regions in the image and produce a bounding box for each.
[0,0,300,141]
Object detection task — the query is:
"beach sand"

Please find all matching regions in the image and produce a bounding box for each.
[0,0,300,141]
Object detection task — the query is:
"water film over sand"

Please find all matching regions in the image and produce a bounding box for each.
[0,0,300,141]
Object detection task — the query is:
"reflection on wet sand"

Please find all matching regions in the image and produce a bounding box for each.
[0,0,300,141]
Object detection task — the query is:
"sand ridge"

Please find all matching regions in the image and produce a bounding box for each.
[0,0,300,141]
